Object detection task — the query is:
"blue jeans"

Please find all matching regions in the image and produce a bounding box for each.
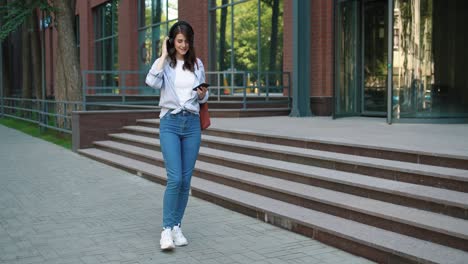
[159,110,201,228]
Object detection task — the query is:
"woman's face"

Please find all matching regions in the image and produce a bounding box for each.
[174,33,189,59]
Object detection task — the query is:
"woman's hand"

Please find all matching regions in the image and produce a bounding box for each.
[161,37,169,58]
[197,86,208,100]
[155,37,169,71]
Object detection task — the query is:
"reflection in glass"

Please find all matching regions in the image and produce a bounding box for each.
[94,0,119,91]
[168,0,178,20]
[138,0,178,71]
[211,0,284,95]
[335,0,359,116]
[139,28,151,66]
[216,2,232,72]
[137,0,178,93]
[393,0,468,119]
[233,1,258,72]
[363,0,387,113]
[156,0,166,24]
[138,0,152,27]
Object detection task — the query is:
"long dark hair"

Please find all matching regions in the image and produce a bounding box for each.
[167,21,197,72]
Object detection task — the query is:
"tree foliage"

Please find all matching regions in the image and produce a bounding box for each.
[0,0,55,41]
[1,0,82,130]
[215,0,283,72]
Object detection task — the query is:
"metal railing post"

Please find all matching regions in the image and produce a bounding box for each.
[121,72,126,104]
[0,94,3,119]
[82,71,87,111]
[45,100,49,131]
[40,10,46,132]
[230,71,234,95]
[36,99,40,123]
[243,71,247,110]
[217,72,221,101]
[34,99,41,124]
[0,42,3,118]
[287,72,292,109]
[257,71,261,96]
[63,101,67,130]
[266,72,270,101]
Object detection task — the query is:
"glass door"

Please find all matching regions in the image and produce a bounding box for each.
[362,0,388,115]
[334,0,360,117]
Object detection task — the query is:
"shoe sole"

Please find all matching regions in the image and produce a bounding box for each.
[160,244,175,251]
[174,242,188,247]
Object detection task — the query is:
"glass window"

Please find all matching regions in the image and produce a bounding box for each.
[363,0,388,114]
[335,0,359,116]
[392,0,468,119]
[210,0,284,95]
[94,0,119,92]
[138,0,177,94]
[138,0,178,70]
[167,0,178,20]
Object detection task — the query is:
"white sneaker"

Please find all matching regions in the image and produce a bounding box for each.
[172,225,188,246]
[160,228,175,250]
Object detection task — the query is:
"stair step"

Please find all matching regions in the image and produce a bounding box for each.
[135,118,468,170]
[197,162,468,241]
[77,147,468,264]
[193,178,468,264]
[122,125,468,192]
[91,140,468,250]
[105,133,468,218]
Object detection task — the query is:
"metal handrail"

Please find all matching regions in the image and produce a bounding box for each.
[82,70,291,110]
[0,97,82,133]
[205,70,291,109]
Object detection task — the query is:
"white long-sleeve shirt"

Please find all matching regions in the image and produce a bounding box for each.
[174,59,195,106]
[145,57,209,118]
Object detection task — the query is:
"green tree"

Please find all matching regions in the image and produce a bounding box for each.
[53,0,81,102]
[0,0,53,40]
[232,1,258,71]
[216,0,283,73]
[0,0,11,97]
[1,0,81,128]
[1,0,47,100]
[30,5,42,99]
[21,10,32,99]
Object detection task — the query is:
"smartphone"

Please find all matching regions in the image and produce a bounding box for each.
[193,83,210,91]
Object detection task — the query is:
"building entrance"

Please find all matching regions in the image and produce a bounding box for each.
[362,0,388,115]
[334,0,390,117]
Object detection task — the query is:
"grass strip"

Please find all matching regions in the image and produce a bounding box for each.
[0,117,72,149]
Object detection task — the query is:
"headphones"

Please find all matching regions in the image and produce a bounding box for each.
[168,21,194,45]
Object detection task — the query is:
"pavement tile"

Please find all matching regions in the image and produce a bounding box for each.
[241,251,268,261]
[0,125,375,264]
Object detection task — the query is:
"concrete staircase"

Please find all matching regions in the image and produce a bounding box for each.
[78,119,468,264]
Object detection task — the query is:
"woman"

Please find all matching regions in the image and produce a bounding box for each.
[145,21,209,251]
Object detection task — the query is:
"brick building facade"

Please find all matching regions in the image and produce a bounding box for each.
[39,0,335,116]
[37,0,468,121]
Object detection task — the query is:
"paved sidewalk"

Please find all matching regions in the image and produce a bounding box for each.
[0,125,374,264]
